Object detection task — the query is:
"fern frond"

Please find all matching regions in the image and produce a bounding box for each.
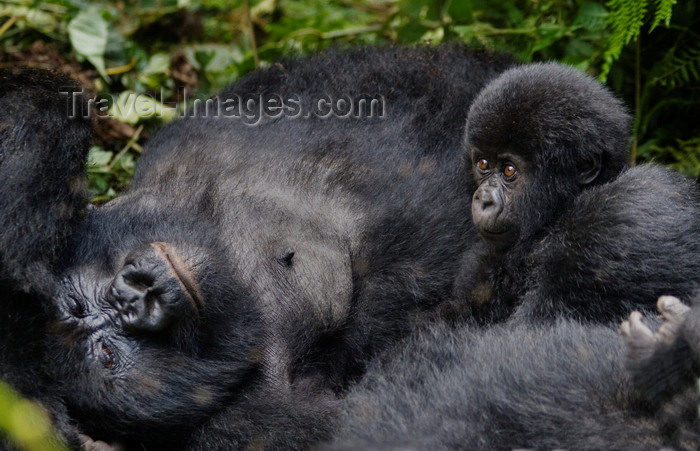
[650,44,700,88]
[601,0,648,80]
[643,137,700,177]
[608,0,647,46]
[650,0,676,30]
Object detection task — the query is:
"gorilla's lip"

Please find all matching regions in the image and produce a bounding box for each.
[478,228,507,239]
[151,242,205,313]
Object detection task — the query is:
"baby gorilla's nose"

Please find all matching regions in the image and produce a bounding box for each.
[109,242,203,334]
[473,184,502,213]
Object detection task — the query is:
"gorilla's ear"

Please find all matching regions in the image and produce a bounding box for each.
[576,154,602,186]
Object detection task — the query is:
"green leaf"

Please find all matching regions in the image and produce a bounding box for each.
[68,8,110,80]
[110,91,177,124]
[563,38,597,62]
[397,19,428,42]
[0,3,59,34]
[0,380,68,451]
[447,0,473,22]
[138,53,171,88]
[504,3,524,24]
[420,26,445,43]
[575,2,608,32]
[399,0,427,18]
[184,44,245,90]
[86,146,113,168]
[532,22,567,52]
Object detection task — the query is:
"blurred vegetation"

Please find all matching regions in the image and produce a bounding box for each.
[0,0,698,445]
[1,0,698,202]
[0,381,68,451]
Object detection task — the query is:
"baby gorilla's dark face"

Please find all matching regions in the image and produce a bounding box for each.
[49,239,262,442]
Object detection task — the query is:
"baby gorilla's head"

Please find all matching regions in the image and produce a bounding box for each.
[466,63,632,245]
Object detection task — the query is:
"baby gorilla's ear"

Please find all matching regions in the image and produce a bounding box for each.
[0,68,91,295]
[108,242,203,340]
[576,153,603,186]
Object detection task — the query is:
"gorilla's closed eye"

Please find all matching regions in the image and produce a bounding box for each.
[100,342,115,369]
[68,295,87,318]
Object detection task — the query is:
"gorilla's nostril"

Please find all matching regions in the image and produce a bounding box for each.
[475,186,498,211]
[111,273,145,307]
[123,270,155,292]
[480,194,494,208]
[108,243,203,335]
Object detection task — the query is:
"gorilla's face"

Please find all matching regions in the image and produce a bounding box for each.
[57,242,207,348]
[468,142,603,249]
[464,63,628,248]
[48,215,263,440]
[469,148,528,246]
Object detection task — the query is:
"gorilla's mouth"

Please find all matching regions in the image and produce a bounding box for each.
[151,242,205,312]
[477,227,519,247]
[478,227,507,239]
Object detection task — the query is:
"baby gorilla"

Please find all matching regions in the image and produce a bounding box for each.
[453,63,700,325]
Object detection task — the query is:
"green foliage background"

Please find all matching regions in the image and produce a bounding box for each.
[1,0,699,203]
[0,0,699,447]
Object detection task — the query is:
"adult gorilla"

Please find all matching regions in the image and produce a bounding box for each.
[35,46,514,448]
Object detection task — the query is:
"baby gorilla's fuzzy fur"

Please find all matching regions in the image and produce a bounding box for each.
[453,64,700,325]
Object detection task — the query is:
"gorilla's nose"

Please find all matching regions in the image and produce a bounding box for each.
[473,184,503,215]
[108,242,202,334]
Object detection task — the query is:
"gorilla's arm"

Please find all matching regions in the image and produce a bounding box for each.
[325,319,696,450]
[622,294,700,447]
[0,67,91,449]
[512,165,700,324]
[0,67,90,292]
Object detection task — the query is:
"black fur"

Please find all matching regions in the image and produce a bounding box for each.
[2,52,698,451]
[41,46,516,448]
[513,165,700,323]
[326,317,700,450]
[621,293,700,447]
[0,67,91,449]
[0,67,89,292]
[453,63,700,325]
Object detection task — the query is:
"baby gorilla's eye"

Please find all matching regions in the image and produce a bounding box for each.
[503,163,517,179]
[477,159,490,171]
